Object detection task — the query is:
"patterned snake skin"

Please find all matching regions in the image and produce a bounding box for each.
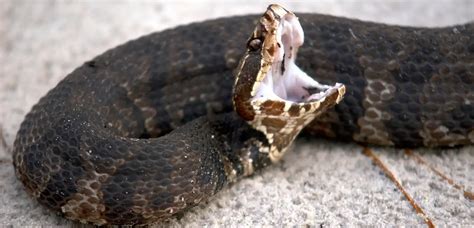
[12,10,474,225]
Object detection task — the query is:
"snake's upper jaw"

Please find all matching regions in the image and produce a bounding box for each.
[233,4,346,162]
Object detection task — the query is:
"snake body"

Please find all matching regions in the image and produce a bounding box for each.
[12,5,474,225]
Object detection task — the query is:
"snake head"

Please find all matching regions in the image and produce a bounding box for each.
[233,4,346,162]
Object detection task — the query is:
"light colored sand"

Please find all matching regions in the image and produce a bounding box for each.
[1,0,473,226]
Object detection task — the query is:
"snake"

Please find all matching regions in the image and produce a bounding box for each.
[12,4,473,225]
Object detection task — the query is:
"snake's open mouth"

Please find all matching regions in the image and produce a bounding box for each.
[233,4,345,123]
[250,5,343,105]
[232,4,346,162]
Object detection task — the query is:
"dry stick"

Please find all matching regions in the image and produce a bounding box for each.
[0,125,12,164]
[404,149,474,201]
[362,147,435,228]
[0,125,7,149]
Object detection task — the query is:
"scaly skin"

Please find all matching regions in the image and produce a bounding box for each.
[12,13,473,225]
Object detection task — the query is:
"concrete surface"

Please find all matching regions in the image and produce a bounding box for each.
[0,0,473,226]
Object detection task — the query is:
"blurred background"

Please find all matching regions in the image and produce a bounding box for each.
[1,0,473,226]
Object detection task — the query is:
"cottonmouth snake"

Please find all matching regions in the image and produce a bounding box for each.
[12,4,473,225]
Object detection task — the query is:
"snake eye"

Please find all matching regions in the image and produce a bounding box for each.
[248,38,262,51]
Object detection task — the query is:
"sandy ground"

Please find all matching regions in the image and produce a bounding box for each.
[1,0,473,226]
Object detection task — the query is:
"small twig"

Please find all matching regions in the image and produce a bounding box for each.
[362,147,435,228]
[405,149,474,201]
[0,124,9,150]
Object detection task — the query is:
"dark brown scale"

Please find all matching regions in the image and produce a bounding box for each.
[12,14,474,225]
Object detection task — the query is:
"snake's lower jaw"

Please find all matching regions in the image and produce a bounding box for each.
[250,82,346,163]
[244,4,346,162]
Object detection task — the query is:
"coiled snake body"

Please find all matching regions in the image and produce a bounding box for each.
[12,5,474,225]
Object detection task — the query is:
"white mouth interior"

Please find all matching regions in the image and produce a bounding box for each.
[253,14,334,103]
